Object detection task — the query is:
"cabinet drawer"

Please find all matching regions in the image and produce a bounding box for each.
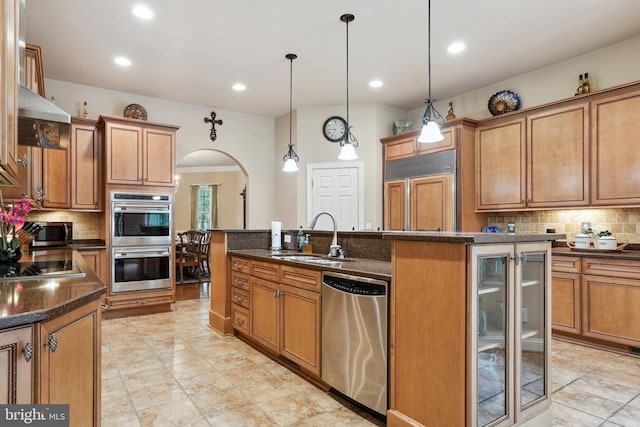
[582,258,640,280]
[281,265,321,293]
[107,293,174,309]
[231,287,250,309]
[250,260,280,281]
[231,272,250,291]
[231,257,251,274]
[551,255,581,274]
[231,305,249,334]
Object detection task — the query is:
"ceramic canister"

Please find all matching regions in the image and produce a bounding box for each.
[596,235,617,249]
[574,233,591,249]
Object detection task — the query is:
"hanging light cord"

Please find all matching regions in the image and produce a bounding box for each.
[341,14,358,148]
[284,53,299,162]
[428,0,432,104]
[422,0,443,126]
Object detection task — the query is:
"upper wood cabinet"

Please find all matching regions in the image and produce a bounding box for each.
[0,0,20,185]
[381,126,455,162]
[70,118,102,211]
[101,115,178,187]
[41,145,70,209]
[590,87,640,206]
[475,118,527,210]
[476,103,589,211]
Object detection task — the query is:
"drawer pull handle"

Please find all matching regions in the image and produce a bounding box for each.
[44,333,58,353]
[23,342,33,362]
[237,318,245,325]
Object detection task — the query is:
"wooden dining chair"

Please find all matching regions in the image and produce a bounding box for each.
[198,230,212,277]
[176,230,204,283]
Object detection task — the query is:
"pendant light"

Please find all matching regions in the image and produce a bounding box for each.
[338,13,358,161]
[418,0,444,143]
[282,53,300,172]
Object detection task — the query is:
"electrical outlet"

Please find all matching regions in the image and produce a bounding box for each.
[521,308,528,323]
[581,222,591,234]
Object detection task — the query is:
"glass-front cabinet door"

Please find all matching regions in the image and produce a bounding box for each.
[515,242,551,419]
[471,244,515,427]
[471,242,551,427]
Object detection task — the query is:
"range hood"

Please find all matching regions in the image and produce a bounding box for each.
[18,85,70,149]
[16,0,70,149]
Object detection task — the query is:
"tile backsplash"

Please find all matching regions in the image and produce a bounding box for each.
[488,208,640,243]
[27,211,105,240]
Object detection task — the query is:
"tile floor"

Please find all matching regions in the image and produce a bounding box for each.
[101,297,640,426]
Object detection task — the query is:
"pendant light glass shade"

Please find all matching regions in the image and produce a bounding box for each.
[282,53,299,172]
[338,142,358,160]
[419,0,444,144]
[282,157,298,172]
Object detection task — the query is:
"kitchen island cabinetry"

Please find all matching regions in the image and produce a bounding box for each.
[0,326,33,404]
[387,233,555,427]
[100,115,177,187]
[231,256,322,377]
[37,300,101,427]
[590,87,640,206]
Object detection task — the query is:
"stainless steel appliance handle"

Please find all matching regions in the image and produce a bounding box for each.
[113,204,171,212]
[114,249,171,258]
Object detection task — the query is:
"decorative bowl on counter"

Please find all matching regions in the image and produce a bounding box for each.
[488,90,520,116]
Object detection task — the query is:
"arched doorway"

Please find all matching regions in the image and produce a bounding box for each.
[174,149,248,232]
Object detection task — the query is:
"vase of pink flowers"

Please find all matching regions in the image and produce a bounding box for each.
[0,197,32,263]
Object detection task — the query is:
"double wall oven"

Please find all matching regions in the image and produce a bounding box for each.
[110,192,173,294]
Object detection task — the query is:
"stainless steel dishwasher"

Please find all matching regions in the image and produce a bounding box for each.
[321,271,388,415]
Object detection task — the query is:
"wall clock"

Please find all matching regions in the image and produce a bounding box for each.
[322,116,347,142]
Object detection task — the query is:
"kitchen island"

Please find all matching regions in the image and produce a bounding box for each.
[385,231,563,427]
[0,248,106,427]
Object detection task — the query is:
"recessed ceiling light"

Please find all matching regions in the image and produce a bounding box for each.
[232,83,247,91]
[132,5,154,20]
[114,56,132,66]
[369,79,383,88]
[447,42,466,54]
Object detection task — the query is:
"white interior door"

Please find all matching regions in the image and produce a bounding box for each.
[307,162,363,231]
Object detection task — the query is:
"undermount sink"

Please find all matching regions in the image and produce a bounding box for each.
[271,254,351,264]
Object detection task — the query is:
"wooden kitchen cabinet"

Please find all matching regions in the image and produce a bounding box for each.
[381,127,454,162]
[71,118,102,211]
[551,256,581,334]
[410,173,453,231]
[527,104,589,208]
[0,326,33,404]
[590,87,640,206]
[475,118,526,210]
[232,257,322,377]
[78,248,107,284]
[101,115,177,187]
[581,257,640,347]
[37,300,101,427]
[41,142,70,209]
[0,0,20,185]
[384,179,406,231]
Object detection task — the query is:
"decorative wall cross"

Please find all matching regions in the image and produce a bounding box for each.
[204,111,223,142]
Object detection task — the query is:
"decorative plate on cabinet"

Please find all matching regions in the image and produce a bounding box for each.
[487,90,520,116]
[123,103,148,120]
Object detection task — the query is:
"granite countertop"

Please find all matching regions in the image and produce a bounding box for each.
[228,249,392,281]
[382,231,566,244]
[0,249,107,330]
[553,244,640,261]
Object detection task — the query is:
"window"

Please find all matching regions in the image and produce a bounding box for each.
[190,184,219,230]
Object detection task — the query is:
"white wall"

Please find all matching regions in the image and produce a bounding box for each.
[44,79,275,228]
[409,35,640,124]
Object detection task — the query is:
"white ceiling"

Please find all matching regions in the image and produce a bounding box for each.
[24,0,640,122]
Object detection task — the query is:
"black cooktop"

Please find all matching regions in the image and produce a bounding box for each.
[0,259,85,281]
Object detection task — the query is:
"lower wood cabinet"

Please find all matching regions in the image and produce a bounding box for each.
[37,300,101,427]
[552,254,640,349]
[0,326,33,404]
[78,248,106,284]
[231,257,321,377]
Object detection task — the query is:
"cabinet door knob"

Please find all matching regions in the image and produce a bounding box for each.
[44,333,58,353]
[23,341,33,362]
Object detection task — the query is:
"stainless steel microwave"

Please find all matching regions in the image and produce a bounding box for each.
[30,221,73,247]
